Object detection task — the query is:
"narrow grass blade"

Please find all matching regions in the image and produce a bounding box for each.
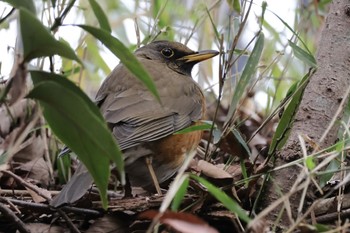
[191,175,251,223]
[88,0,111,33]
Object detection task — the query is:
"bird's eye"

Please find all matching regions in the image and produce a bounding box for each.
[161,48,174,58]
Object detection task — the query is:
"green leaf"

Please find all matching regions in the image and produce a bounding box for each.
[226,0,241,13]
[319,157,340,187]
[174,121,213,134]
[268,70,312,155]
[51,0,57,8]
[260,1,267,27]
[305,156,316,170]
[88,0,111,33]
[191,175,251,223]
[226,33,264,120]
[171,175,189,211]
[240,158,248,186]
[271,10,313,55]
[28,73,124,209]
[78,25,160,102]
[1,0,36,13]
[289,40,317,68]
[57,152,71,183]
[314,223,330,232]
[30,71,103,120]
[232,128,251,157]
[19,8,81,63]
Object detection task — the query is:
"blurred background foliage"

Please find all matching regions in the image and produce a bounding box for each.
[0,0,330,116]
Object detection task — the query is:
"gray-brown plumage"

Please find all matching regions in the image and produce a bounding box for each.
[51,41,218,207]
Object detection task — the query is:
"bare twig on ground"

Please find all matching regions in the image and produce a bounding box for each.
[0,202,29,233]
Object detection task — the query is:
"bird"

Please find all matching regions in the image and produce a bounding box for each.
[50,40,219,207]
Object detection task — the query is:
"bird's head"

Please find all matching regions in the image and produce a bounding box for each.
[135,40,219,76]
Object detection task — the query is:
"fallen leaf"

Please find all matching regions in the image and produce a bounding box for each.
[197,160,232,179]
[86,214,128,233]
[16,157,50,187]
[139,210,219,233]
[14,135,45,162]
[25,223,68,233]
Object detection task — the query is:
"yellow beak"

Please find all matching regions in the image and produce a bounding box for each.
[178,50,219,63]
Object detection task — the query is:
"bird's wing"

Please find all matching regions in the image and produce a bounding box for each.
[95,58,204,151]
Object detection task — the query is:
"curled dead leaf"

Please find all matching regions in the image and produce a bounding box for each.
[16,157,50,187]
[197,160,232,179]
[139,210,219,233]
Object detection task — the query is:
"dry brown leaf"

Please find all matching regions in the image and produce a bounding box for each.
[196,160,232,179]
[16,157,50,187]
[14,135,45,162]
[139,210,219,233]
[216,163,242,181]
[0,100,33,136]
[24,223,68,233]
[86,215,128,233]
[246,217,268,233]
[0,127,21,168]
[25,187,47,203]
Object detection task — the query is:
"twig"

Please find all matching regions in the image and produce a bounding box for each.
[0,189,60,196]
[313,208,350,223]
[134,18,141,48]
[0,197,101,216]
[2,197,21,214]
[57,209,81,233]
[39,115,54,180]
[313,193,350,216]
[0,202,30,233]
[2,170,51,201]
[204,35,224,160]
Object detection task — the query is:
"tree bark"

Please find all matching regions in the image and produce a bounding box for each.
[261,0,350,228]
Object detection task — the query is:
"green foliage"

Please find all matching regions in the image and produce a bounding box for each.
[79,25,160,102]
[19,8,80,63]
[268,69,313,155]
[288,40,317,68]
[191,175,251,223]
[88,0,111,33]
[29,71,124,209]
[170,175,189,211]
[174,121,213,134]
[0,0,36,13]
[226,32,265,120]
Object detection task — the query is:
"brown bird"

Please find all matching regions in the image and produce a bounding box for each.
[51,40,218,207]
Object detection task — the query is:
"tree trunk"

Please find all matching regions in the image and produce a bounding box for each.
[261,0,350,228]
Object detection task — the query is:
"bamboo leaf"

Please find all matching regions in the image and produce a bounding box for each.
[289,40,317,68]
[78,25,160,102]
[171,175,189,211]
[175,121,213,134]
[268,70,312,155]
[1,0,36,13]
[88,0,111,33]
[19,8,81,63]
[226,33,264,121]
[29,71,125,209]
[191,175,251,223]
